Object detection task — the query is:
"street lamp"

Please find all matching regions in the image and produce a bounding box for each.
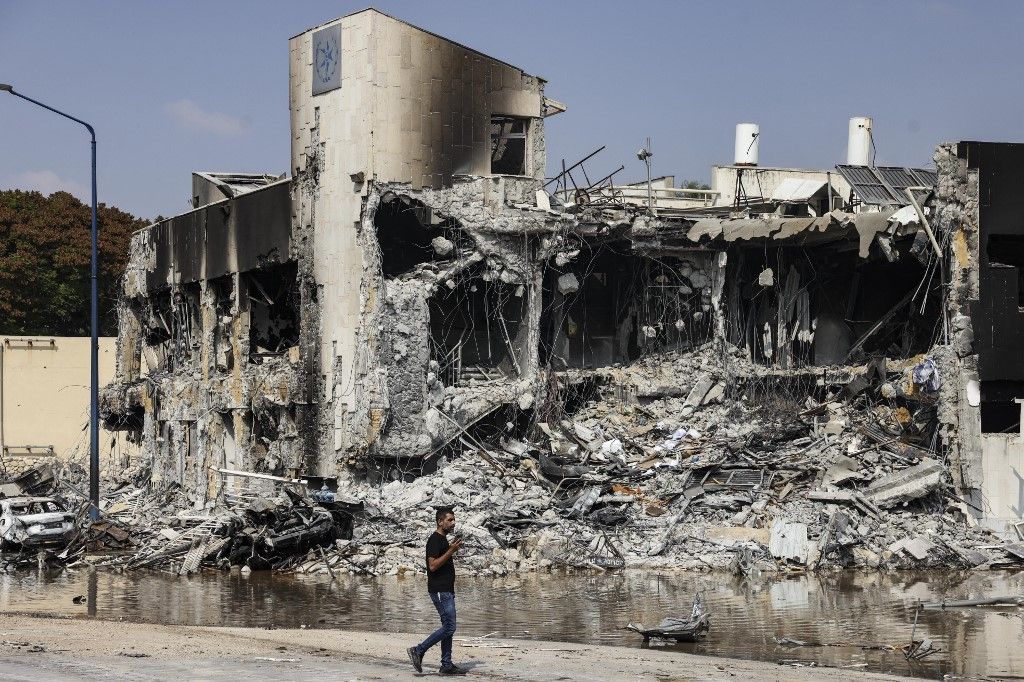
[1,83,101,520]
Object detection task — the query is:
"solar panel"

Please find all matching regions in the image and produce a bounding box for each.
[835,165,938,205]
[876,166,921,200]
[835,164,901,204]
[911,168,938,187]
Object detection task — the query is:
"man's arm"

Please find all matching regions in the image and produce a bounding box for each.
[427,538,463,572]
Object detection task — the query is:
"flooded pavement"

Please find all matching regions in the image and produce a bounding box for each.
[2,568,1024,679]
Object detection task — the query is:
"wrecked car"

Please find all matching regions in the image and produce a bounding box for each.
[0,497,77,550]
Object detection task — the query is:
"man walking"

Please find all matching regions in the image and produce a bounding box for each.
[408,507,467,675]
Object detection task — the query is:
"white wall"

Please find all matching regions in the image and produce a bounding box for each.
[711,165,852,208]
[980,433,1024,535]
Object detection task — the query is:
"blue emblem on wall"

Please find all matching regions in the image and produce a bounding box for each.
[312,25,341,95]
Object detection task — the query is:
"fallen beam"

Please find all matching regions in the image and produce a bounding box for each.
[212,468,307,485]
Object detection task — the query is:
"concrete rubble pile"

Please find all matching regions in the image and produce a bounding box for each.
[288,343,1008,578]
[4,340,1014,577]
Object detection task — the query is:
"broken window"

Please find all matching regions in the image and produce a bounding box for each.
[540,243,714,370]
[218,412,241,473]
[251,405,285,475]
[725,242,940,369]
[429,271,526,386]
[138,285,201,372]
[177,283,203,366]
[139,291,174,373]
[490,116,528,176]
[209,275,235,372]
[374,197,466,277]
[246,261,300,362]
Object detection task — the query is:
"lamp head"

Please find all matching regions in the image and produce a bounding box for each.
[636,148,652,162]
[0,84,14,93]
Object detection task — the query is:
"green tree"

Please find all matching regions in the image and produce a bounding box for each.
[0,189,147,336]
[682,179,711,190]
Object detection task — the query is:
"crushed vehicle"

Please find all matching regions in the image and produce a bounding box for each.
[0,496,78,551]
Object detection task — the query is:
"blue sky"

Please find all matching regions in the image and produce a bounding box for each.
[2,1,1022,220]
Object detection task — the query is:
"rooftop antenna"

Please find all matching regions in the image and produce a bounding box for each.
[733,123,759,209]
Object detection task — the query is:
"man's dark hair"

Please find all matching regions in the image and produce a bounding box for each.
[435,507,454,524]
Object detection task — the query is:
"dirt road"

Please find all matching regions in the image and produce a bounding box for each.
[0,613,910,681]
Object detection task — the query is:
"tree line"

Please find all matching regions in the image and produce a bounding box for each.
[0,189,149,336]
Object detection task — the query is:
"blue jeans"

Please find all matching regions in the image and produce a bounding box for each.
[416,591,456,667]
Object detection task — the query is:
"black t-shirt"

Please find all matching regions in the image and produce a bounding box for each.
[425,532,455,593]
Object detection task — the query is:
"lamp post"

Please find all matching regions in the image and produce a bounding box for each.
[1,83,100,520]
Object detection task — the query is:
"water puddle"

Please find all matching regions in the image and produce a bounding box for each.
[3,567,1023,678]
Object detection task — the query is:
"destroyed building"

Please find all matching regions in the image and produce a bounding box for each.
[97,9,1024,575]
[101,8,560,495]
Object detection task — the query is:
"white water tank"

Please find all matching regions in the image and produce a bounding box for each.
[734,123,759,166]
[847,116,873,166]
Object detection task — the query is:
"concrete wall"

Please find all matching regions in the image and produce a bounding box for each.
[1,336,135,475]
[711,165,852,208]
[980,434,1024,535]
[367,12,544,186]
[290,11,375,463]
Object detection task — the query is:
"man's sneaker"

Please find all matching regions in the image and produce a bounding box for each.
[439,663,468,676]
[407,646,423,673]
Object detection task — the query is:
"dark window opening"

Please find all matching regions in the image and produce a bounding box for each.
[143,291,173,346]
[987,234,1024,307]
[250,406,284,475]
[139,286,200,373]
[177,283,202,366]
[490,116,528,175]
[981,381,1024,433]
[103,404,145,433]
[374,197,467,278]
[138,292,173,374]
[246,261,300,362]
[429,270,526,386]
[981,401,1020,433]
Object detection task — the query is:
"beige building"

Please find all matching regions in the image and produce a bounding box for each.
[1,336,136,477]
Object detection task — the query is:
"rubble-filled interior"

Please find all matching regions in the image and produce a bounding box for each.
[540,242,718,369]
[725,240,940,368]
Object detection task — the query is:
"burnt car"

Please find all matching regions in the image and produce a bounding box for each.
[0,496,77,550]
